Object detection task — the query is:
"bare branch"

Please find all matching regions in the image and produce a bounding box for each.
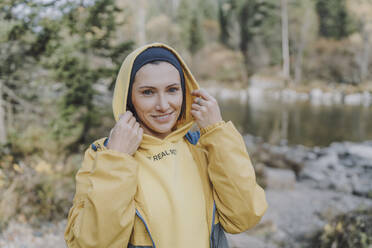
[2,85,43,114]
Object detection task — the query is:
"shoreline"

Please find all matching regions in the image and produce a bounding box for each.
[201,76,372,106]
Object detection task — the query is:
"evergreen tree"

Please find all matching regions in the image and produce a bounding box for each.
[315,0,355,39]
[0,0,61,145]
[50,0,133,150]
[236,0,277,77]
[218,0,234,47]
[177,0,193,49]
[216,0,279,77]
[0,0,133,152]
[199,0,217,20]
[188,10,204,54]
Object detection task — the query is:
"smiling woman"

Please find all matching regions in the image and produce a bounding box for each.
[64,43,268,248]
[130,61,183,139]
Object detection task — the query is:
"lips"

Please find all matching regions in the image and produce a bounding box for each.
[152,112,174,123]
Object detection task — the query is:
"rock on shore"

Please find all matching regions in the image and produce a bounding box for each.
[1,137,371,248]
[0,220,66,248]
[225,136,372,248]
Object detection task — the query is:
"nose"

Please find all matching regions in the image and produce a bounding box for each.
[156,94,170,111]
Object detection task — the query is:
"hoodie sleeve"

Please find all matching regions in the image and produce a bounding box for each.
[199,121,268,234]
[64,143,138,248]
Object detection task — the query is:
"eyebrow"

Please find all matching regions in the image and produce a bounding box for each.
[138,83,180,89]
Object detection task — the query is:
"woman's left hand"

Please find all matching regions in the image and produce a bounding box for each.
[191,89,223,129]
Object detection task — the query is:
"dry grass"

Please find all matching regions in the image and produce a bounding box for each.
[0,125,81,229]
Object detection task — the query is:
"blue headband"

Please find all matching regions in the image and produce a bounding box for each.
[129,47,185,85]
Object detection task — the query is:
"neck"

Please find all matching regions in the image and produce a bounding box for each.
[140,122,172,140]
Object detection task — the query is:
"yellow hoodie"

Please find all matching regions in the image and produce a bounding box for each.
[64,43,268,248]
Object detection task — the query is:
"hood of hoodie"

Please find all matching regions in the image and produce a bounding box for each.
[112,43,200,147]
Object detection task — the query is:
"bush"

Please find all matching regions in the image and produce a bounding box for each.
[192,43,246,84]
[305,39,361,84]
[0,145,78,229]
[310,208,372,248]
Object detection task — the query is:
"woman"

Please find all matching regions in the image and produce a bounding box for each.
[64,43,267,248]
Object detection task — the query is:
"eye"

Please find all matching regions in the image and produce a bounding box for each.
[168,87,180,93]
[142,89,154,95]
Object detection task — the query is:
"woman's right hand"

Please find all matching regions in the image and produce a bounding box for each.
[107,111,143,155]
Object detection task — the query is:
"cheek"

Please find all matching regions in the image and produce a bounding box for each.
[171,93,183,110]
[133,97,155,116]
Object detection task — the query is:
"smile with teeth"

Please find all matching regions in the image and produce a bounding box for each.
[152,112,173,121]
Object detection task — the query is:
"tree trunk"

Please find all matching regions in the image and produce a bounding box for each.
[0,80,7,145]
[238,2,255,83]
[295,7,312,84]
[218,0,231,47]
[6,100,12,133]
[170,0,180,16]
[281,0,290,80]
[242,50,255,80]
[360,19,370,83]
[281,110,289,141]
[137,0,147,46]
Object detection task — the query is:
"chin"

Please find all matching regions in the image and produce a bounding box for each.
[152,123,176,134]
[147,114,179,131]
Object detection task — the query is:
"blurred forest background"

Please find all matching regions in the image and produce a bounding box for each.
[1,0,372,247]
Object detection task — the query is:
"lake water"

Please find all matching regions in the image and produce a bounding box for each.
[219,97,372,147]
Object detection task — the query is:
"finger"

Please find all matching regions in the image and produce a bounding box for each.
[118,114,125,121]
[193,97,207,106]
[128,116,136,127]
[191,110,202,120]
[199,88,214,101]
[193,104,208,113]
[134,122,140,130]
[120,111,133,122]
[191,89,213,101]
[119,111,132,119]
[191,90,204,99]
[138,127,144,137]
[192,103,202,110]
[200,106,208,113]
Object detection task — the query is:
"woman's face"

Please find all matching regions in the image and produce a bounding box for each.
[131,62,183,139]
